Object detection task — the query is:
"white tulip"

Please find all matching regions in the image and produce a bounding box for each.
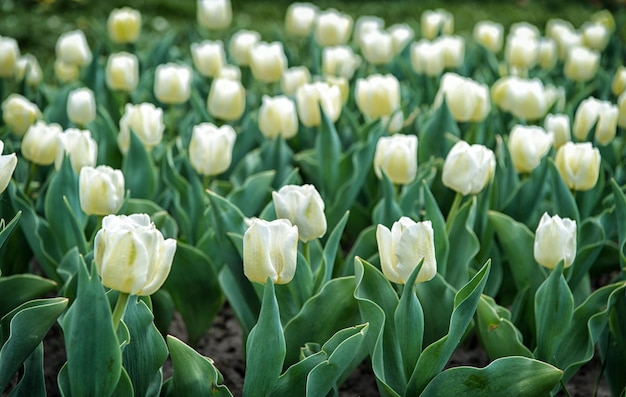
[433,73,490,122]
[55,30,92,67]
[285,3,318,37]
[67,87,96,126]
[534,212,577,269]
[107,7,141,44]
[56,128,98,173]
[572,97,618,145]
[79,166,125,215]
[314,8,353,47]
[442,140,495,195]
[207,78,246,121]
[154,63,192,104]
[373,134,418,185]
[106,52,139,92]
[544,114,571,149]
[249,41,288,83]
[118,103,165,154]
[554,142,601,191]
[507,125,553,173]
[228,30,261,66]
[258,95,299,140]
[421,9,454,40]
[272,184,326,242]
[22,121,63,166]
[191,40,226,77]
[473,20,503,53]
[295,82,342,127]
[188,123,236,176]
[197,0,232,30]
[355,73,401,119]
[1,94,41,137]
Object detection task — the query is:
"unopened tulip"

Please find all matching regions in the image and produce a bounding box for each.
[491,76,555,121]
[281,66,311,96]
[433,73,490,122]
[54,59,80,83]
[272,184,326,242]
[322,45,361,79]
[22,121,62,165]
[473,20,503,53]
[207,78,245,121]
[249,41,287,83]
[285,2,318,37]
[611,66,626,97]
[14,54,43,86]
[107,7,141,44]
[197,0,232,30]
[554,142,600,191]
[118,103,165,154]
[95,214,177,295]
[373,134,417,185]
[189,123,236,176]
[1,94,41,136]
[438,35,464,69]
[546,19,582,60]
[154,63,192,104]
[56,128,98,173]
[79,165,125,215]
[534,212,577,269]
[324,75,350,104]
[538,38,557,70]
[544,114,571,149]
[388,24,414,55]
[572,97,618,145]
[258,95,299,139]
[564,46,600,82]
[0,36,19,77]
[106,52,139,92]
[355,74,400,119]
[507,125,553,173]
[0,141,17,195]
[191,40,225,78]
[411,39,444,77]
[581,22,610,52]
[67,88,96,126]
[295,81,342,127]
[505,34,539,70]
[228,30,261,66]
[360,29,394,65]
[243,218,298,284]
[314,8,353,47]
[377,217,437,284]
[216,64,241,81]
[353,16,385,47]
[442,140,495,195]
[382,110,404,134]
[421,9,453,40]
[56,30,92,67]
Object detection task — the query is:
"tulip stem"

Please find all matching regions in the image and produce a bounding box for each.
[445,192,463,232]
[203,175,212,191]
[23,162,37,197]
[111,292,130,331]
[302,241,310,266]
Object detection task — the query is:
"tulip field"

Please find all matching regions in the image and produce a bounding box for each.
[2,0,626,396]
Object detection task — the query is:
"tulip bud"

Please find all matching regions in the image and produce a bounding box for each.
[491,76,555,121]
[324,75,350,104]
[0,141,17,195]
[360,29,394,65]
[322,45,361,79]
[14,54,43,86]
[353,16,385,47]
[272,184,326,242]
[107,7,141,44]
[258,95,299,140]
[154,63,192,105]
[191,40,225,78]
[95,214,177,295]
[295,81,342,127]
[433,72,490,122]
[373,134,417,185]
[22,121,62,165]
[388,24,414,55]
[79,166,125,215]
[105,52,139,92]
[197,0,232,31]
[285,2,318,37]
[533,212,577,269]
[314,8,353,47]
[228,30,261,66]
[572,97,618,146]
[619,92,626,130]
[0,36,20,78]
[538,38,557,70]
[376,217,437,284]
[611,66,626,97]
[249,41,287,83]
[437,35,464,69]
[581,22,610,52]
[281,66,311,96]
[554,142,600,191]
[546,19,582,60]
[442,140,495,195]
[355,74,400,119]
[473,20,503,53]
[544,114,571,149]
[217,64,241,81]
[56,128,98,173]
[382,110,404,134]
[188,122,236,176]
[207,78,246,121]
[54,59,80,83]
[505,34,539,70]
[118,103,165,154]
[421,9,453,40]
[243,218,298,284]
[410,39,445,77]
[564,46,600,83]
[55,30,92,67]
[1,94,41,137]
[507,125,553,174]
[67,88,96,126]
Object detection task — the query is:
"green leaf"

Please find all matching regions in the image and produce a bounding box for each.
[610,179,626,272]
[122,130,158,200]
[314,211,350,291]
[61,261,122,397]
[228,170,275,217]
[601,284,626,396]
[315,107,342,199]
[418,97,460,164]
[7,343,45,397]
[164,335,233,397]
[0,274,57,319]
[420,356,562,396]
[548,160,580,223]
[416,273,456,346]
[243,281,285,397]
[0,298,68,392]
[534,262,574,363]
[339,225,377,277]
[163,242,223,345]
[423,181,449,275]
[567,217,606,292]
[0,211,21,251]
[372,171,403,227]
[444,197,479,289]
[408,261,491,395]
[110,367,134,397]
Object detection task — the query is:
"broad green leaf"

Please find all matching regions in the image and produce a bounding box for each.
[314,211,350,292]
[567,217,606,292]
[0,298,67,392]
[110,367,134,397]
[0,211,21,251]
[610,179,626,272]
[416,273,456,346]
[260,136,295,188]
[339,225,377,277]
[228,170,275,217]
[420,356,562,396]
[122,130,157,200]
[418,98,459,164]
[315,107,342,199]
[164,335,232,397]
[7,343,45,397]
[243,281,285,397]
[601,284,626,396]
[372,171,403,227]
[445,197,479,289]
[0,274,57,319]
[423,181,449,276]
[548,160,580,223]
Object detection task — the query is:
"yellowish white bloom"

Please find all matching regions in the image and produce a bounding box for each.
[433,72,490,122]
[79,165,125,216]
[411,39,444,77]
[546,18,582,60]
[189,122,236,176]
[438,35,465,69]
[572,97,618,146]
[154,63,192,104]
[55,30,92,67]
[1,94,41,137]
[0,141,17,195]
[107,7,141,44]
[281,66,311,96]
[421,9,454,40]
[505,33,539,70]
[376,217,437,284]
[54,59,80,83]
[0,36,19,78]
[249,41,288,83]
[388,23,414,54]
[228,30,261,66]
[353,15,385,48]
[207,78,246,121]
[67,87,96,126]
[611,66,626,97]
[217,64,241,81]
[272,184,327,242]
[581,22,610,52]
[373,134,417,185]
[355,73,400,119]
[491,76,555,121]
[554,142,601,191]
[507,125,553,174]
[197,0,232,31]
[473,20,503,53]
[106,52,139,92]
[534,212,577,269]
[295,81,342,127]
[285,2,318,37]
[191,40,226,78]
[544,114,571,149]
[258,95,299,140]
[619,92,626,130]
[243,218,298,284]
[322,45,361,79]
[360,29,394,65]
[94,214,177,295]
[314,8,353,47]
[22,121,63,166]
[442,140,495,195]
[118,103,165,154]
[564,46,600,82]
[538,38,557,70]
[324,75,350,104]
[56,128,98,173]
[14,54,43,86]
